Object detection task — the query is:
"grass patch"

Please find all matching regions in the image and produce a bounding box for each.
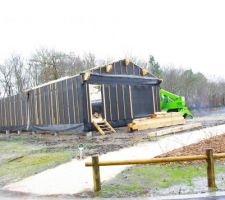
[97,162,225,197]
[0,151,72,185]
[0,138,74,186]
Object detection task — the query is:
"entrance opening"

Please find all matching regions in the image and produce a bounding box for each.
[89,84,103,122]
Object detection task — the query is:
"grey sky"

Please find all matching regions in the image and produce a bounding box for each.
[0,0,225,77]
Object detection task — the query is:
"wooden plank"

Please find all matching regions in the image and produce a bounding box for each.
[155,112,182,116]
[103,119,116,133]
[76,78,81,123]
[86,152,225,167]
[102,84,107,119]
[66,79,71,124]
[43,87,47,125]
[48,85,53,125]
[128,116,185,131]
[35,89,39,125]
[9,96,12,126]
[92,121,105,135]
[148,123,202,138]
[39,88,43,125]
[129,85,133,119]
[131,116,184,126]
[122,84,126,119]
[55,83,60,124]
[86,154,208,167]
[115,84,120,120]
[131,119,185,131]
[133,112,182,122]
[152,86,155,113]
[28,92,33,126]
[108,85,112,121]
[71,78,76,123]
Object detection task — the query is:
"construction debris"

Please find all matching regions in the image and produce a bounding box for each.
[128,112,185,132]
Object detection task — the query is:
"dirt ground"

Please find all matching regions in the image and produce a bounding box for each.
[1,107,225,190]
[158,133,225,158]
[2,107,225,160]
[0,127,149,160]
[1,107,225,159]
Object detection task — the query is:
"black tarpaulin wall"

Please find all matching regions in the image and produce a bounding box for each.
[81,59,161,129]
[0,93,27,131]
[28,75,84,132]
[0,59,161,132]
[83,71,161,129]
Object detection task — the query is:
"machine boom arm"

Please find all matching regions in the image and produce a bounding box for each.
[160,89,193,118]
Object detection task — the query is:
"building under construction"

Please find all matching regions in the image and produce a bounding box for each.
[0,59,162,133]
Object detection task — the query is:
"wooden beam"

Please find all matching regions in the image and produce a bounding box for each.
[141,68,149,76]
[92,121,105,135]
[91,156,101,192]
[206,148,216,189]
[106,64,112,73]
[124,59,130,66]
[83,72,90,81]
[103,119,116,133]
[86,152,225,167]
[148,123,202,138]
[133,112,182,121]
[86,154,207,167]
[128,116,185,131]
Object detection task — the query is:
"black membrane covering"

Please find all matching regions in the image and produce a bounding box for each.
[0,60,161,132]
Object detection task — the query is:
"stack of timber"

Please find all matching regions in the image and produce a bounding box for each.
[92,119,116,135]
[128,112,185,132]
[148,123,202,138]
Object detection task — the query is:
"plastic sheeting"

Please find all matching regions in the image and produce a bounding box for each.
[31,124,84,133]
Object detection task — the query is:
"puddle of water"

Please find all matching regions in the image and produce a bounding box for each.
[149,172,225,199]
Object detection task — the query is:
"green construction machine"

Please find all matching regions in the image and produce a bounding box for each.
[160,89,193,118]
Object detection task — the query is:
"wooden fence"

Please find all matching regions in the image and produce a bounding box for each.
[85,148,225,192]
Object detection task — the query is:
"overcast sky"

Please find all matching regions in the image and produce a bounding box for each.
[0,0,225,78]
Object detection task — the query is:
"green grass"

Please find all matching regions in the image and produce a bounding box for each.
[0,138,74,186]
[0,151,72,177]
[97,163,225,197]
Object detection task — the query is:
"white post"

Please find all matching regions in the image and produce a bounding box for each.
[78,144,84,160]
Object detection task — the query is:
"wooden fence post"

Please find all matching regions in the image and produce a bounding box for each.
[206,148,216,190]
[92,156,101,192]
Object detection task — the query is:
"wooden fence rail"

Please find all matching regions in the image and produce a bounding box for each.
[85,149,225,192]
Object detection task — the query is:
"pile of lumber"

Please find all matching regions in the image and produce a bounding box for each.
[128,112,185,132]
[148,123,202,138]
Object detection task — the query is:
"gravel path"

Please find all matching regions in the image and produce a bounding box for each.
[3,124,225,195]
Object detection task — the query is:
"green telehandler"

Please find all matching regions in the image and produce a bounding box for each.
[160,89,193,118]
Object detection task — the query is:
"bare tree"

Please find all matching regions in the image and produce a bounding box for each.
[29,48,67,84]
[0,63,14,97]
[62,53,85,76]
[10,55,27,93]
[82,52,96,69]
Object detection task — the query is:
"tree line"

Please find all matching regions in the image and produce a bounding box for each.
[0,49,98,97]
[0,49,224,109]
[148,56,225,109]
